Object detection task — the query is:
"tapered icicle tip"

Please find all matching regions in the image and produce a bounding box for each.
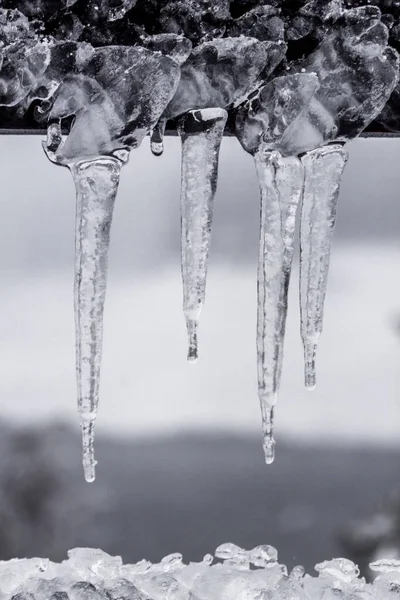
[260,402,276,465]
[186,318,199,363]
[304,340,317,391]
[150,119,167,157]
[81,419,98,483]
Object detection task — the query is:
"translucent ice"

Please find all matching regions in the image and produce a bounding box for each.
[236,74,314,463]
[284,6,399,155]
[235,72,320,157]
[227,6,285,42]
[177,108,227,361]
[234,5,399,462]
[254,150,304,463]
[165,36,286,119]
[43,45,181,480]
[299,145,348,390]
[141,34,193,66]
[0,544,397,600]
[45,45,181,162]
[0,9,50,107]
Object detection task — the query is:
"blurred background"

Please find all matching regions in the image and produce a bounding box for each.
[0,135,399,573]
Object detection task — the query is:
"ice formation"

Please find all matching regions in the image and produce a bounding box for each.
[172,35,285,360]
[235,5,398,462]
[1,0,400,477]
[42,45,182,481]
[1,544,400,600]
[177,108,227,361]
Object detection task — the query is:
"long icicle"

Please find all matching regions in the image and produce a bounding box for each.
[177,108,228,362]
[300,144,348,391]
[70,155,126,482]
[255,149,304,464]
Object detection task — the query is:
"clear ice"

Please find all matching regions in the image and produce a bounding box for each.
[232,4,399,463]
[42,45,181,480]
[71,155,127,483]
[255,150,304,464]
[164,36,286,120]
[299,145,349,390]
[177,108,228,362]
[1,544,399,600]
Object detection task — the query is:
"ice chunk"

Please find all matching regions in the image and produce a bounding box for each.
[235,72,320,157]
[0,544,399,600]
[299,145,348,390]
[165,36,286,119]
[228,6,285,42]
[177,108,227,361]
[46,45,181,163]
[0,9,50,107]
[284,6,399,155]
[159,0,231,45]
[140,34,192,66]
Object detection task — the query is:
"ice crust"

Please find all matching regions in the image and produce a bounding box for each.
[2,544,400,600]
[1,2,400,133]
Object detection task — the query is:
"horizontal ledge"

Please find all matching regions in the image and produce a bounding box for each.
[0,129,399,138]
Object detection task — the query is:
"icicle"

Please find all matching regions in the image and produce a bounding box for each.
[150,118,167,157]
[300,144,348,390]
[43,124,129,482]
[255,149,304,464]
[71,154,127,482]
[177,108,228,362]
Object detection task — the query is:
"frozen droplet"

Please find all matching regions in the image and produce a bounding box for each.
[177,108,228,362]
[299,144,348,390]
[150,119,167,157]
[255,150,304,464]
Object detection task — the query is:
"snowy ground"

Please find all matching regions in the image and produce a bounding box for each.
[0,242,399,448]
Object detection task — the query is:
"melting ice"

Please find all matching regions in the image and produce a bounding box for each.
[1,544,400,600]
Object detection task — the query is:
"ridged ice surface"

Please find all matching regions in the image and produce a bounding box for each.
[46,45,181,163]
[300,145,349,391]
[71,156,126,483]
[178,108,228,361]
[164,36,286,119]
[1,544,400,600]
[255,151,304,464]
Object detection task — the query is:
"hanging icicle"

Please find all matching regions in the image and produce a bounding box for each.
[43,127,129,481]
[71,154,128,482]
[299,144,348,391]
[177,108,228,362]
[255,149,304,463]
